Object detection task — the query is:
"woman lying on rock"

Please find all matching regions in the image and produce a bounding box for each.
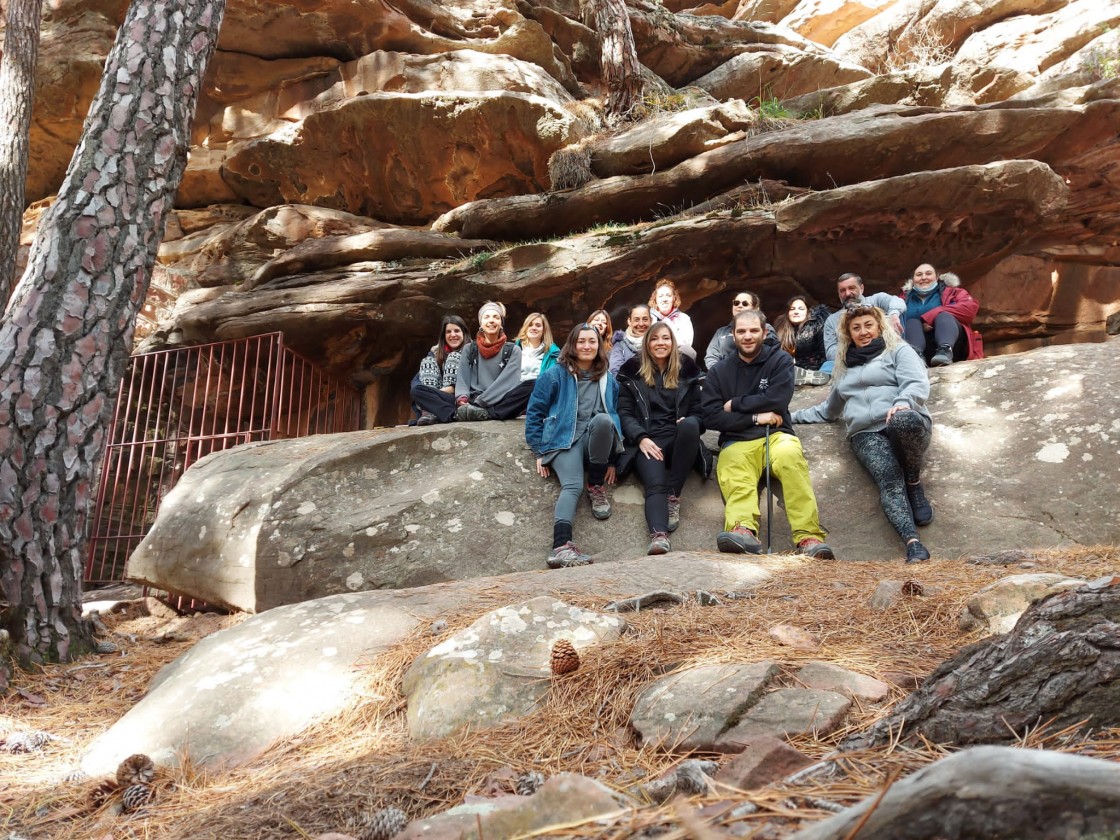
[411,314,469,426]
[775,294,832,386]
[454,301,526,422]
[608,303,652,373]
[792,304,934,563]
[525,323,623,568]
[616,322,710,556]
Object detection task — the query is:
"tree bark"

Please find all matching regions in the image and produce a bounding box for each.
[588,0,645,122]
[0,0,226,667]
[790,746,1120,840]
[842,577,1120,751]
[0,0,44,303]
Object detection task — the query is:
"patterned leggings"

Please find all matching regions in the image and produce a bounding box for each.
[848,411,930,542]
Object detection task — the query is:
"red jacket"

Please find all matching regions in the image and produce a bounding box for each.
[902,285,984,360]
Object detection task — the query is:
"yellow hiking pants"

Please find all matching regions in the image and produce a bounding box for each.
[715,433,827,545]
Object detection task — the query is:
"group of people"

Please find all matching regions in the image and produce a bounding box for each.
[409,264,982,568]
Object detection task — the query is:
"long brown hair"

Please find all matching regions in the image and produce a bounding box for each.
[515,312,554,350]
[774,294,811,356]
[435,315,469,367]
[587,309,613,352]
[558,324,608,377]
[639,322,681,389]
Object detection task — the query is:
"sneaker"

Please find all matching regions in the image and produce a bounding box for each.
[416,411,437,426]
[907,482,933,526]
[547,542,593,569]
[804,368,831,386]
[906,540,931,563]
[647,532,671,555]
[797,538,836,559]
[717,525,762,554]
[667,495,681,532]
[456,403,490,422]
[587,484,611,520]
[930,344,953,367]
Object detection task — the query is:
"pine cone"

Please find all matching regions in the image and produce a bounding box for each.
[515,770,544,796]
[87,778,120,811]
[550,639,580,675]
[116,753,156,787]
[360,806,409,840]
[2,730,50,753]
[95,639,118,654]
[121,783,153,813]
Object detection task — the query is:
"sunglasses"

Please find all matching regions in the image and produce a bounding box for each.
[732,298,753,306]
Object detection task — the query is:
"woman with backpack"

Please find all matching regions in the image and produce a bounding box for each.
[454,301,525,421]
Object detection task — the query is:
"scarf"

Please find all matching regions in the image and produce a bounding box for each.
[623,330,644,354]
[476,330,507,360]
[845,337,886,368]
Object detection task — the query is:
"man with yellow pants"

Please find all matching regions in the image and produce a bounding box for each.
[701,309,835,558]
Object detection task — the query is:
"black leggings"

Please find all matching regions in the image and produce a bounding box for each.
[904,312,968,363]
[849,411,930,543]
[632,416,701,533]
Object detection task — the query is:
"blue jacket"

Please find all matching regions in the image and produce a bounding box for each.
[525,364,622,458]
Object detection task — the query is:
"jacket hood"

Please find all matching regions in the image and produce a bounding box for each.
[901,271,961,293]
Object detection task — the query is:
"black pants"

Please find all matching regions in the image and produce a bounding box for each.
[632,416,701,533]
[410,379,456,423]
[904,312,968,364]
[484,379,535,420]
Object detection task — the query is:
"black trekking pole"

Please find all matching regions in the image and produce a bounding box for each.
[764,422,773,554]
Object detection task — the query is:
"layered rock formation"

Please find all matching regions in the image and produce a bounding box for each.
[14,0,1120,422]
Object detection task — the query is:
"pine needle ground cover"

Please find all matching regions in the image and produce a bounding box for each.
[3,547,1119,839]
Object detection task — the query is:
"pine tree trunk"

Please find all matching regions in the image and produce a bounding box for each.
[0,0,226,668]
[0,0,44,303]
[592,0,645,123]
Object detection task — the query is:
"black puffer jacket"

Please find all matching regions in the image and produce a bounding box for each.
[790,304,831,371]
[615,354,712,478]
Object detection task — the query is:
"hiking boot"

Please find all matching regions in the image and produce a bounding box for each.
[907,481,933,526]
[547,542,593,569]
[906,540,931,563]
[647,532,671,555]
[667,495,681,532]
[797,538,836,559]
[416,411,438,426]
[795,366,831,386]
[930,344,953,367]
[717,525,762,554]
[587,484,611,520]
[456,403,490,422]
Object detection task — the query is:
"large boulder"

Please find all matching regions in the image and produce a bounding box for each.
[128,340,1120,610]
[220,91,585,223]
[402,596,626,740]
[691,46,872,102]
[958,573,1087,635]
[83,555,775,773]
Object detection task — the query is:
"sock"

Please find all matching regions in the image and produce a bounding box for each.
[553,520,573,549]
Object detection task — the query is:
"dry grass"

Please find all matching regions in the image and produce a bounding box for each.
[3,546,1119,839]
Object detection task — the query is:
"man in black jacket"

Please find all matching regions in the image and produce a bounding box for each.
[701,310,835,557]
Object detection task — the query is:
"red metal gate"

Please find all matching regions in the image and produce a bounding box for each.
[86,333,361,584]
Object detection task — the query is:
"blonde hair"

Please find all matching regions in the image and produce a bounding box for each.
[639,322,681,389]
[834,304,902,379]
[515,312,553,350]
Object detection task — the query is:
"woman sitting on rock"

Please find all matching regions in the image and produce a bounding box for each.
[649,278,696,359]
[496,312,560,420]
[616,322,709,555]
[901,264,983,367]
[775,294,832,386]
[792,304,934,563]
[454,301,525,422]
[525,322,622,568]
[608,303,653,373]
[587,309,614,354]
[411,314,469,426]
